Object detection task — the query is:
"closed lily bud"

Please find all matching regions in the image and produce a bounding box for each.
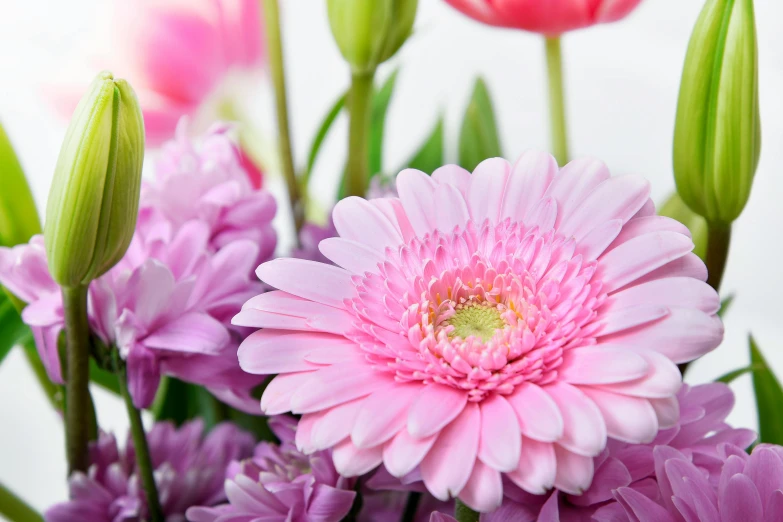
[45,71,144,288]
[327,0,418,74]
[0,121,41,248]
[673,0,760,224]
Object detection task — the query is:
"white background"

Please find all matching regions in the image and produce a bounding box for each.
[1,0,782,515]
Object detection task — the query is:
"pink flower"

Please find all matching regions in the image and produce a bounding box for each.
[55,0,264,145]
[444,0,644,35]
[485,382,756,520]
[46,420,255,522]
[0,126,276,409]
[235,151,723,512]
[186,416,357,522]
[141,122,277,268]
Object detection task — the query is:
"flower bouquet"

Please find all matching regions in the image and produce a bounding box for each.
[0,0,777,521]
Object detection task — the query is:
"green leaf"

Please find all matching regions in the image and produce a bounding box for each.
[89,359,120,395]
[403,117,444,174]
[368,70,399,176]
[0,290,31,366]
[716,364,762,384]
[718,294,735,318]
[0,121,42,249]
[305,92,347,182]
[458,77,502,172]
[750,335,783,444]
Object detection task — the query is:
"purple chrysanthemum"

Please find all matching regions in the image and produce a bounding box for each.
[46,420,254,522]
[186,416,356,522]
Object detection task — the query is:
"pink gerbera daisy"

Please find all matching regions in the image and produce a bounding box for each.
[235,151,723,512]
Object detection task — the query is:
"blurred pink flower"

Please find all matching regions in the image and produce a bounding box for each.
[53,0,264,146]
[235,150,722,512]
[46,420,254,522]
[444,0,644,35]
[0,125,275,409]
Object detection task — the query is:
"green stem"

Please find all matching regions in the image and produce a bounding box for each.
[115,356,163,522]
[262,0,303,233]
[345,71,375,198]
[454,499,480,522]
[61,285,92,474]
[545,36,569,166]
[705,222,731,291]
[0,482,43,522]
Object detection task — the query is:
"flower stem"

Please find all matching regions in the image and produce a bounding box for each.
[115,355,163,522]
[61,284,92,474]
[705,222,731,291]
[455,499,480,522]
[345,70,375,198]
[262,0,303,233]
[545,36,569,166]
[0,481,43,522]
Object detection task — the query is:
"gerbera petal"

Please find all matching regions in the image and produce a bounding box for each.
[408,385,468,439]
[260,372,317,415]
[544,157,610,228]
[435,183,470,233]
[501,149,558,222]
[383,429,438,478]
[318,237,384,275]
[458,460,503,512]
[238,331,352,374]
[432,164,471,194]
[598,351,682,398]
[580,388,659,444]
[478,395,521,472]
[420,403,480,501]
[396,168,438,236]
[649,396,680,429]
[467,158,511,224]
[506,383,564,442]
[558,346,649,385]
[291,365,391,414]
[507,438,556,494]
[553,444,595,495]
[602,277,720,315]
[544,382,606,457]
[352,384,420,448]
[332,439,384,477]
[256,259,354,308]
[332,196,403,252]
[310,399,364,450]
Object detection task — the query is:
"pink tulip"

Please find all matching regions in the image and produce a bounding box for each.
[444,0,644,35]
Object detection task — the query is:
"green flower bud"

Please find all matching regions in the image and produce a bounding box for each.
[44,71,144,288]
[659,192,707,261]
[0,121,42,248]
[327,0,418,74]
[673,0,761,225]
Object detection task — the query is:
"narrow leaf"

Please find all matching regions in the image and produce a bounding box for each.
[368,70,399,176]
[0,291,31,365]
[716,364,761,384]
[750,335,783,444]
[458,77,502,172]
[403,117,444,174]
[89,359,120,395]
[718,294,735,318]
[305,92,346,179]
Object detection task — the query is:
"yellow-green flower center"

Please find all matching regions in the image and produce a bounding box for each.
[445,303,506,342]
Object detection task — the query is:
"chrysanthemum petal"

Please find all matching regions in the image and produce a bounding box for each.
[478,395,521,472]
[256,259,353,308]
[458,460,504,512]
[506,383,564,442]
[559,347,649,385]
[581,388,658,443]
[507,438,556,494]
[143,312,228,354]
[407,385,468,439]
[420,403,480,500]
[383,429,438,478]
[545,382,606,456]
